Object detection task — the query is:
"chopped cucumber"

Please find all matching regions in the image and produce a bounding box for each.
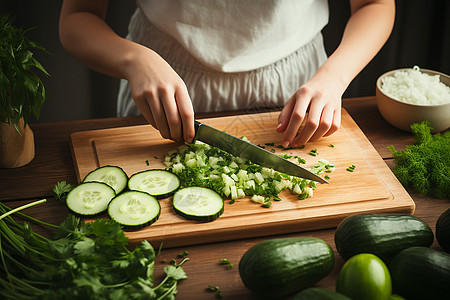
[165,141,333,204]
[66,182,115,216]
[83,165,128,194]
[173,186,224,222]
[128,169,180,199]
[108,191,161,228]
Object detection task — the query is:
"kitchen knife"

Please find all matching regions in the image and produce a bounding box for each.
[193,120,328,184]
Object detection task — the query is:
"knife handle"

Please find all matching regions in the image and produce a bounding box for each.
[193,120,202,142]
[194,120,202,132]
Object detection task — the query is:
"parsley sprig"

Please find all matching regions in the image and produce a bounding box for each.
[0,201,187,299]
[51,181,74,202]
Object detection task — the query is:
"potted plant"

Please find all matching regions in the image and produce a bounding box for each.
[0,15,49,168]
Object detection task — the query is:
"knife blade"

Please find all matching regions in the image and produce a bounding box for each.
[193,120,328,184]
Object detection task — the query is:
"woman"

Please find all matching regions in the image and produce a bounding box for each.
[59,0,395,147]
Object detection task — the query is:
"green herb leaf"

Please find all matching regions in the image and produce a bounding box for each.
[262,201,272,208]
[219,258,234,268]
[0,206,187,299]
[389,121,450,198]
[51,181,74,203]
[309,148,318,156]
[346,165,356,172]
[177,250,189,258]
[164,265,188,281]
[207,285,223,298]
[0,15,49,131]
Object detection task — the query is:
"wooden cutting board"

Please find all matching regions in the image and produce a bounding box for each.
[70,110,415,248]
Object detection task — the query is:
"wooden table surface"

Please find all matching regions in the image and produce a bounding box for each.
[1,96,449,299]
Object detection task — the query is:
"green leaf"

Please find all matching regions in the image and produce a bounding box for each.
[73,274,104,294]
[164,265,188,281]
[53,214,83,239]
[74,236,95,256]
[0,15,49,126]
[48,237,73,258]
[52,181,74,203]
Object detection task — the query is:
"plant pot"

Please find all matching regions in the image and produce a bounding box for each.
[0,118,35,168]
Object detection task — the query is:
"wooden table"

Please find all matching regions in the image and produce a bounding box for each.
[1,96,448,299]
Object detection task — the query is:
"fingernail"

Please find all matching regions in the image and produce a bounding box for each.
[282,141,289,148]
[276,123,283,131]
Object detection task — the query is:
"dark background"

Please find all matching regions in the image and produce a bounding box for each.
[1,0,449,124]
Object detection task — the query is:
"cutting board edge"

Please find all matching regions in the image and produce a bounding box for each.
[339,110,416,215]
[128,200,415,249]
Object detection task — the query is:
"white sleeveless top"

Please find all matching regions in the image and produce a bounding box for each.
[118,0,329,115]
[136,0,329,72]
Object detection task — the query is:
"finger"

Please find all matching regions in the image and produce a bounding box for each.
[290,97,323,146]
[281,93,310,148]
[174,86,195,143]
[324,107,341,137]
[160,88,183,141]
[277,96,295,132]
[309,105,334,142]
[133,94,157,128]
[147,90,171,139]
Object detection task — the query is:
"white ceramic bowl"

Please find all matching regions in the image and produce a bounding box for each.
[376,68,450,133]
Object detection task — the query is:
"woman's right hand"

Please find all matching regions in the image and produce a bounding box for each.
[59,0,195,143]
[125,47,196,143]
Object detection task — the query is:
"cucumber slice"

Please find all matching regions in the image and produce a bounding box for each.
[173,186,224,222]
[128,170,180,199]
[66,182,115,216]
[108,191,161,228]
[83,165,128,194]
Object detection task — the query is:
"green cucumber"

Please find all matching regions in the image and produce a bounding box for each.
[336,253,391,300]
[293,287,351,300]
[389,246,450,300]
[83,165,128,194]
[172,186,224,222]
[334,214,434,261]
[436,207,450,253]
[66,182,115,216]
[108,191,160,229]
[239,237,334,298]
[128,169,180,199]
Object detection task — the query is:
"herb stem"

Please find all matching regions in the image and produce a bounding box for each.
[0,199,46,221]
[156,282,177,300]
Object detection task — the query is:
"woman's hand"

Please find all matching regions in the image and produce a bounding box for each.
[59,0,196,143]
[125,48,195,143]
[277,0,395,147]
[277,77,342,147]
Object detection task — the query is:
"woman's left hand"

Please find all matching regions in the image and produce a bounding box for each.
[277,0,395,147]
[276,78,342,147]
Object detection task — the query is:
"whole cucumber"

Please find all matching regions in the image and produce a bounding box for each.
[389,246,450,300]
[239,237,334,298]
[293,287,351,300]
[334,214,433,261]
[436,207,450,253]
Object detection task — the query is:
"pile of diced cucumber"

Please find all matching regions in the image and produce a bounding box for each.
[64,141,333,228]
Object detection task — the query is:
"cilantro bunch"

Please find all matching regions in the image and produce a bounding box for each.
[388,121,450,198]
[0,201,187,300]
